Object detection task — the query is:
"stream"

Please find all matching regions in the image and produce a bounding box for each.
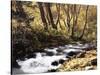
[12,42,96,74]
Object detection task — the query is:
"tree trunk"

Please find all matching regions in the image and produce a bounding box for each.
[56,4,61,29]
[38,2,48,30]
[79,6,89,39]
[62,5,72,31]
[71,5,76,38]
[45,3,57,29]
[71,5,81,39]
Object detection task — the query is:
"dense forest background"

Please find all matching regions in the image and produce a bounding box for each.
[11,1,97,67]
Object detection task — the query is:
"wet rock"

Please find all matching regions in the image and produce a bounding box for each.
[46,52,54,56]
[76,52,86,58]
[91,58,97,66]
[20,57,26,61]
[49,47,55,49]
[51,61,59,66]
[59,59,65,64]
[26,53,36,58]
[67,51,77,56]
[48,69,57,72]
[65,55,71,58]
[56,49,63,53]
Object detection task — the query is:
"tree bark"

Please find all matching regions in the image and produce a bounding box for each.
[71,5,81,39]
[79,6,89,39]
[71,5,76,38]
[45,3,57,29]
[38,2,48,30]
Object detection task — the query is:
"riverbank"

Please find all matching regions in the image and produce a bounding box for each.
[57,49,97,72]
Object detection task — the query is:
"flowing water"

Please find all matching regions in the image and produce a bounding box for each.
[12,43,96,74]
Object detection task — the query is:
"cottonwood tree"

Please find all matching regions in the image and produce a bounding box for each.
[38,2,57,30]
[71,5,81,39]
[56,4,62,29]
[79,5,89,39]
[62,4,81,39]
[62,4,73,31]
[45,3,57,29]
[38,2,48,30]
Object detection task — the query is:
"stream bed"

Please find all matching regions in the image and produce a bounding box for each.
[12,43,96,74]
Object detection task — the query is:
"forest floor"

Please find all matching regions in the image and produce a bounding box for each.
[57,49,97,71]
